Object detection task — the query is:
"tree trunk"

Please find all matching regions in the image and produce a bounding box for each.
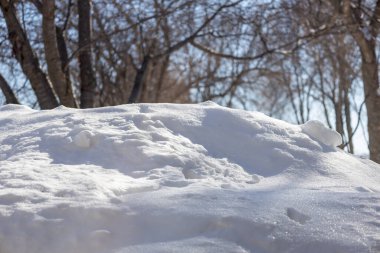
[360,45,380,162]
[42,0,77,107]
[30,0,74,105]
[335,48,347,150]
[56,27,76,103]
[333,81,344,149]
[78,0,97,108]
[0,0,58,109]
[344,87,354,153]
[352,31,380,162]
[0,73,19,104]
[154,55,170,102]
[339,0,380,162]
[128,55,150,104]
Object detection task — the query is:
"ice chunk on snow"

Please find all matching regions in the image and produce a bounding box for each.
[301,120,342,147]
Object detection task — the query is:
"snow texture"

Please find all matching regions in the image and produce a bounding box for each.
[0,102,379,253]
[301,120,342,147]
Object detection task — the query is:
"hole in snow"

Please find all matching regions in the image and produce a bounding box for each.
[286,207,311,225]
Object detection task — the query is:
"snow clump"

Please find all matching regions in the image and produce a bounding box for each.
[301,120,342,147]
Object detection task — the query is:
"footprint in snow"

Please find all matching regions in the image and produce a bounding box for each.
[286,207,311,225]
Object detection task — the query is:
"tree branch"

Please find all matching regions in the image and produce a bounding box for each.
[0,73,19,104]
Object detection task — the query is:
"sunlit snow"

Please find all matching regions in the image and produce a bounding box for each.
[0,102,379,253]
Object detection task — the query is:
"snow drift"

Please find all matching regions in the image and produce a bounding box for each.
[0,102,379,253]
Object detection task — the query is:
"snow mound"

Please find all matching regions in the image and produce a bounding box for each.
[0,103,379,253]
[301,120,342,147]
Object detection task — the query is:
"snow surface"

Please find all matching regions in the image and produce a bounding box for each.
[0,102,380,253]
[301,120,342,147]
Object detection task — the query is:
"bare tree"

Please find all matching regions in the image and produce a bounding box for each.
[331,0,380,162]
[0,0,58,109]
[42,0,77,107]
[0,73,19,104]
[78,0,97,108]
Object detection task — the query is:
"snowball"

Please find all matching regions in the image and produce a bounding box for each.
[301,120,342,147]
[72,130,94,148]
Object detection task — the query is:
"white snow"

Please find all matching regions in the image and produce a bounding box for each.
[301,120,342,147]
[72,130,95,148]
[0,102,379,253]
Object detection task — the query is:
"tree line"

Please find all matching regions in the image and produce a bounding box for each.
[0,0,380,163]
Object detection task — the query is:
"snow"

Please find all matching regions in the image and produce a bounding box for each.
[301,120,342,147]
[0,102,379,253]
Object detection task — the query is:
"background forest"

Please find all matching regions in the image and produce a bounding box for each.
[0,0,380,162]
